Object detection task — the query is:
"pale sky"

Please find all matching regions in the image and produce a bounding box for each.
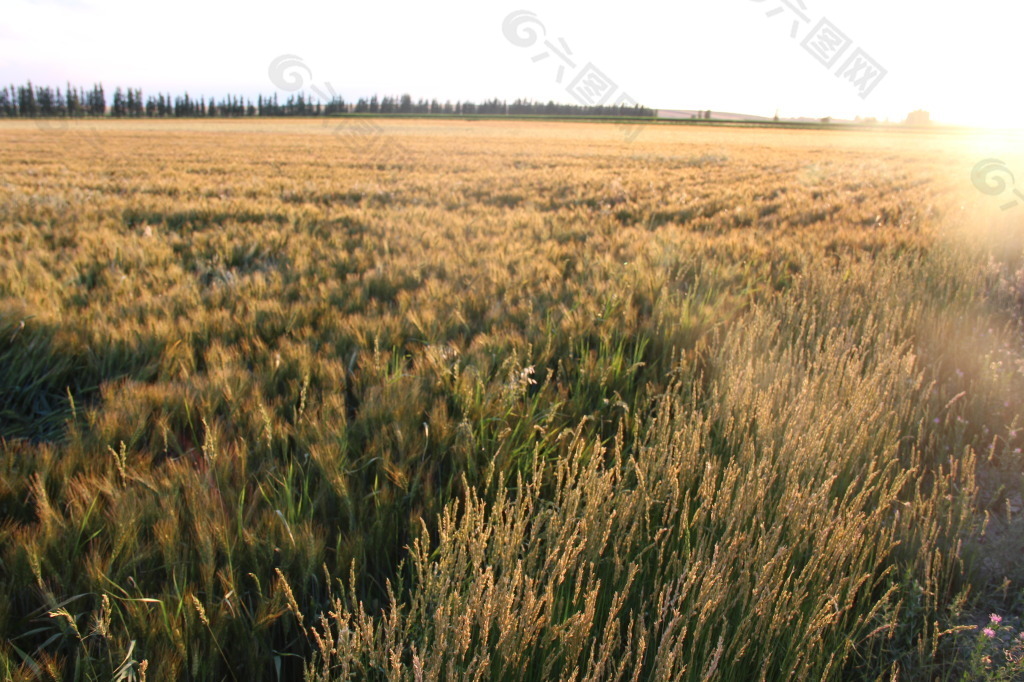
[1,0,1021,129]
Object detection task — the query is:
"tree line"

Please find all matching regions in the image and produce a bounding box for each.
[0,81,655,119]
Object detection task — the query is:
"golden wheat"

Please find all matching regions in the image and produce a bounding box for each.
[0,118,1022,680]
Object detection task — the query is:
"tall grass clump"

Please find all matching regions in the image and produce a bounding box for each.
[300,239,1017,680]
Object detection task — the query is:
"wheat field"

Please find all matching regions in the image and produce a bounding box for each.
[1,117,1023,680]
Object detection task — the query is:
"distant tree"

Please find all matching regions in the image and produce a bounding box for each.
[82,84,103,116]
[53,87,67,116]
[35,84,56,116]
[324,95,346,115]
[905,110,931,126]
[66,83,81,117]
[19,81,38,116]
[2,81,655,120]
[112,87,125,117]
